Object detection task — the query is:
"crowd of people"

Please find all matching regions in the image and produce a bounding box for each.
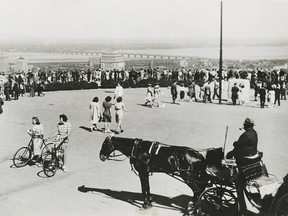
[0,65,287,116]
[141,67,288,108]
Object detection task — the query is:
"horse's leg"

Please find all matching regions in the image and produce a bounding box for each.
[139,170,152,209]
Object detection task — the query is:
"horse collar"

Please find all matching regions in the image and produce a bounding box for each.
[131,138,142,158]
[149,142,161,156]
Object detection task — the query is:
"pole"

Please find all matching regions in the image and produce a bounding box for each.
[219,1,223,104]
[223,126,228,158]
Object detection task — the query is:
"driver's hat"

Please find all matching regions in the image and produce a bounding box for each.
[243,118,255,126]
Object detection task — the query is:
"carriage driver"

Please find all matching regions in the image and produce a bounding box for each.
[226,117,259,213]
[226,117,258,163]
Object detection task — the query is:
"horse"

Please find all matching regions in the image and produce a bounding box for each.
[99,135,210,209]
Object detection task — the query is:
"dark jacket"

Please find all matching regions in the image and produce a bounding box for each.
[231,86,239,98]
[171,84,177,95]
[232,127,258,158]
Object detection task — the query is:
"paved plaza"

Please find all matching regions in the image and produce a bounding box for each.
[0,87,287,216]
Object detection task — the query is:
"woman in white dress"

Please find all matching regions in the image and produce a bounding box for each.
[268,85,276,108]
[27,117,44,162]
[115,97,128,133]
[89,97,101,131]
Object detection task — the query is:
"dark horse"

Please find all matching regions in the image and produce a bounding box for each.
[99,135,210,209]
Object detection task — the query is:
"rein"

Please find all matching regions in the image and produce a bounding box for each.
[106,137,207,185]
[107,151,127,161]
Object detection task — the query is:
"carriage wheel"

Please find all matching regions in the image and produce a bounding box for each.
[13,147,32,168]
[43,153,57,177]
[40,143,54,159]
[274,193,288,216]
[194,186,239,216]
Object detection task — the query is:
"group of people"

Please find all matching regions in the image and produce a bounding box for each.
[89,83,128,134]
[0,72,45,101]
[27,114,71,171]
[169,79,219,105]
[144,83,162,108]
[256,82,284,108]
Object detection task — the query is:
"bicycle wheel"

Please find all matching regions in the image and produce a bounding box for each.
[40,143,54,159]
[43,153,57,177]
[13,147,32,168]
[193,186,239,216]
[274,193,288,216]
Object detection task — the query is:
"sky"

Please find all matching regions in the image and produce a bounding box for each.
[0,0,288,44]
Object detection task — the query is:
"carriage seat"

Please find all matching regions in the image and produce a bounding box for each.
[206,165,233,182]
[237,152,268,183]
[238,154,281,199]
[205,147,233,182]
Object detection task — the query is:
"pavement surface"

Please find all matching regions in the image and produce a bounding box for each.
[0,87,287,216]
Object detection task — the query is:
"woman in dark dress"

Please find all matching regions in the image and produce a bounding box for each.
[102,96,113,133]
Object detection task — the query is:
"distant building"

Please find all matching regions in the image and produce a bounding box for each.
[89,57,101,69]
[179,59,188,68]
[0,54,9,73]
[101,52,125,70]
[273,63,288,70]
[15,57,28,73]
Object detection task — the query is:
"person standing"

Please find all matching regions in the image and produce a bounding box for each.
[212,79,219,100]
[30,78,35,97]
[239,84,246,106]
[259,84,266,108]
[154,84,161,107]
[13,82,20,100]
[144,83,154,107]
[187,81,195,102]
[114,97,128,133]
[179,82,185,104]
[52,114,71,172]
[114,83,124,100]
[274,84,281,106]
[203,81,212,103]
[102,96,113,133]
[4,81,11,101]
[0,97,4,114]
[27,117,44,164]
[231,83,239,106]
[170,81,178,104]
[267,85,275,108]
[89,97,101,132]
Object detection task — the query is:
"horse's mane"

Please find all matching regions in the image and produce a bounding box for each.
[111,136,208,153]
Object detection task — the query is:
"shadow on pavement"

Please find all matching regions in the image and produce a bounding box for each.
[79,126,104,133]
[78,185,191,215]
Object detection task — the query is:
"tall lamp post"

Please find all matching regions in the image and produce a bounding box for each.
[219,1,223,104]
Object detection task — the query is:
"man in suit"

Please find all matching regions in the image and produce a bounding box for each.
[170,81,178,104]
[231,83,239,105]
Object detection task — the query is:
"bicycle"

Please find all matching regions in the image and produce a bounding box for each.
[42,137,68,177]
[13,136,53,168]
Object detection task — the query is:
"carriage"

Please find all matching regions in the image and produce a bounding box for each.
[99,135,288,216]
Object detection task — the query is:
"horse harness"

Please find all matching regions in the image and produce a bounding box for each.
[129,139,198,183]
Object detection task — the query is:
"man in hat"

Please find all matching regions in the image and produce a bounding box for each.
[226,118,258,161]
[231,83,239,105]
[226,118,259,213]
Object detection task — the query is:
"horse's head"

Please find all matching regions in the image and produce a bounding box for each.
[99,135,115,161]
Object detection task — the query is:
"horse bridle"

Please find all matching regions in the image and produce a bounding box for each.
[105,137,126,161]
